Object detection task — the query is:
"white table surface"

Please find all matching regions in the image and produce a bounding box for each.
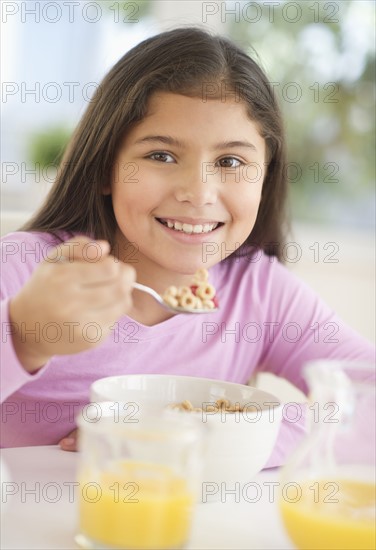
[1,446,293,549]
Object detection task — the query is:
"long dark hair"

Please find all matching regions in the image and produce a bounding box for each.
[22,27,289,260]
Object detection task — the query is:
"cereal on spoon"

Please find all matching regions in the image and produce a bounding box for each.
[162,268,218,311]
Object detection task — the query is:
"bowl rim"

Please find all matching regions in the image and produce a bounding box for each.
[90,373,283,409]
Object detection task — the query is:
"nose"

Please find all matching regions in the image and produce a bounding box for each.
[174,164,218,207]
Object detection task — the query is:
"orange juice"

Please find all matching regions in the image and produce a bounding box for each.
[79,461,194,549]
[280,479,376,550]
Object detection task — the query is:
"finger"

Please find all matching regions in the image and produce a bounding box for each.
[79,261,136,294]
[46,237,110,264]
[60,256,122,286]
[75,283,132,311]
[84,278,135,327]
[59,429,78,452]
[59,257,135,288]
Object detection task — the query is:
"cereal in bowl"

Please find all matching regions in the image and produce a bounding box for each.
[167,398,258,414]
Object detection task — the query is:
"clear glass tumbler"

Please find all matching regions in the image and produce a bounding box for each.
[75,403,204,550]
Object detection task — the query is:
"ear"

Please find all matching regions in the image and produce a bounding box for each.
[102,185,111,196]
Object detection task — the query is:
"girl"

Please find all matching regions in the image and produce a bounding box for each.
[1,28,374,459]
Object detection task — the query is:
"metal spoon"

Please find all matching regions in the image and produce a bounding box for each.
[132,282,218,314]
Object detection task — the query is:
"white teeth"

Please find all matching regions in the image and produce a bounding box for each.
[161,219,219,234]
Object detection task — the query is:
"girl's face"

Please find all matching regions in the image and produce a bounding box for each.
[109,92,266,284]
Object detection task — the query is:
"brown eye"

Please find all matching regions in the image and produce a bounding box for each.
[149,152,174,163]
[218,157,242,168]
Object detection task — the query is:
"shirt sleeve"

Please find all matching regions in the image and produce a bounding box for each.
[0,298,47,402]
[0,232,54,402]
[255,257,375,394]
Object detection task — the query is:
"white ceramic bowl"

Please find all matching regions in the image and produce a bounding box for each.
[90,374,282,498]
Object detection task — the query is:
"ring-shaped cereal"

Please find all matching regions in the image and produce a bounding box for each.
[196,283,215,300]
[178,286,191,296]
[163,285,178,297]
[192,268,209,282]
[180,293,196,309]
[163,294,179,308]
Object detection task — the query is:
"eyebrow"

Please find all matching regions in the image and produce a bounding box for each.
[134,135,257,152]
[134,135,185,148]
[216,140,257,152]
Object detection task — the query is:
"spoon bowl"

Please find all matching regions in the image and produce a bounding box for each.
[132,282,218,314]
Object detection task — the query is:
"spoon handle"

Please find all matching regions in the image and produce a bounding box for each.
[132,282,164,304]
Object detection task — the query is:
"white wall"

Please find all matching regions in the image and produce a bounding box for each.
[288,222,375,344]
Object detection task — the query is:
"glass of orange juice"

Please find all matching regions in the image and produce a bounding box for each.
[279,361,375,550]
[75,403,205,549]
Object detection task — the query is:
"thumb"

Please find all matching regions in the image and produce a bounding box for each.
[46,237,110,264]
[59,428,78,452]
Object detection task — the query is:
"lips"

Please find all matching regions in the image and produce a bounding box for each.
[156,217,223,235]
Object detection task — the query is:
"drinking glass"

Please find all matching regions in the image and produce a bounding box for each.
[75,402,204,550]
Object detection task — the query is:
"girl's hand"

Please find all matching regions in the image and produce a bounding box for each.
[59,429,78,452]
[9,236,136,372]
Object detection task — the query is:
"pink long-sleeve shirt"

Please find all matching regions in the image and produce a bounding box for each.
[1,232,374,464]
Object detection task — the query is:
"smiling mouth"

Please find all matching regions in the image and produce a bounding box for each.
[156,218,224,235]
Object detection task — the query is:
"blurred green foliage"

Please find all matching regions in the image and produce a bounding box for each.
[99,0,153,22]
[29,126,71,168]
[227,0,375,227]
